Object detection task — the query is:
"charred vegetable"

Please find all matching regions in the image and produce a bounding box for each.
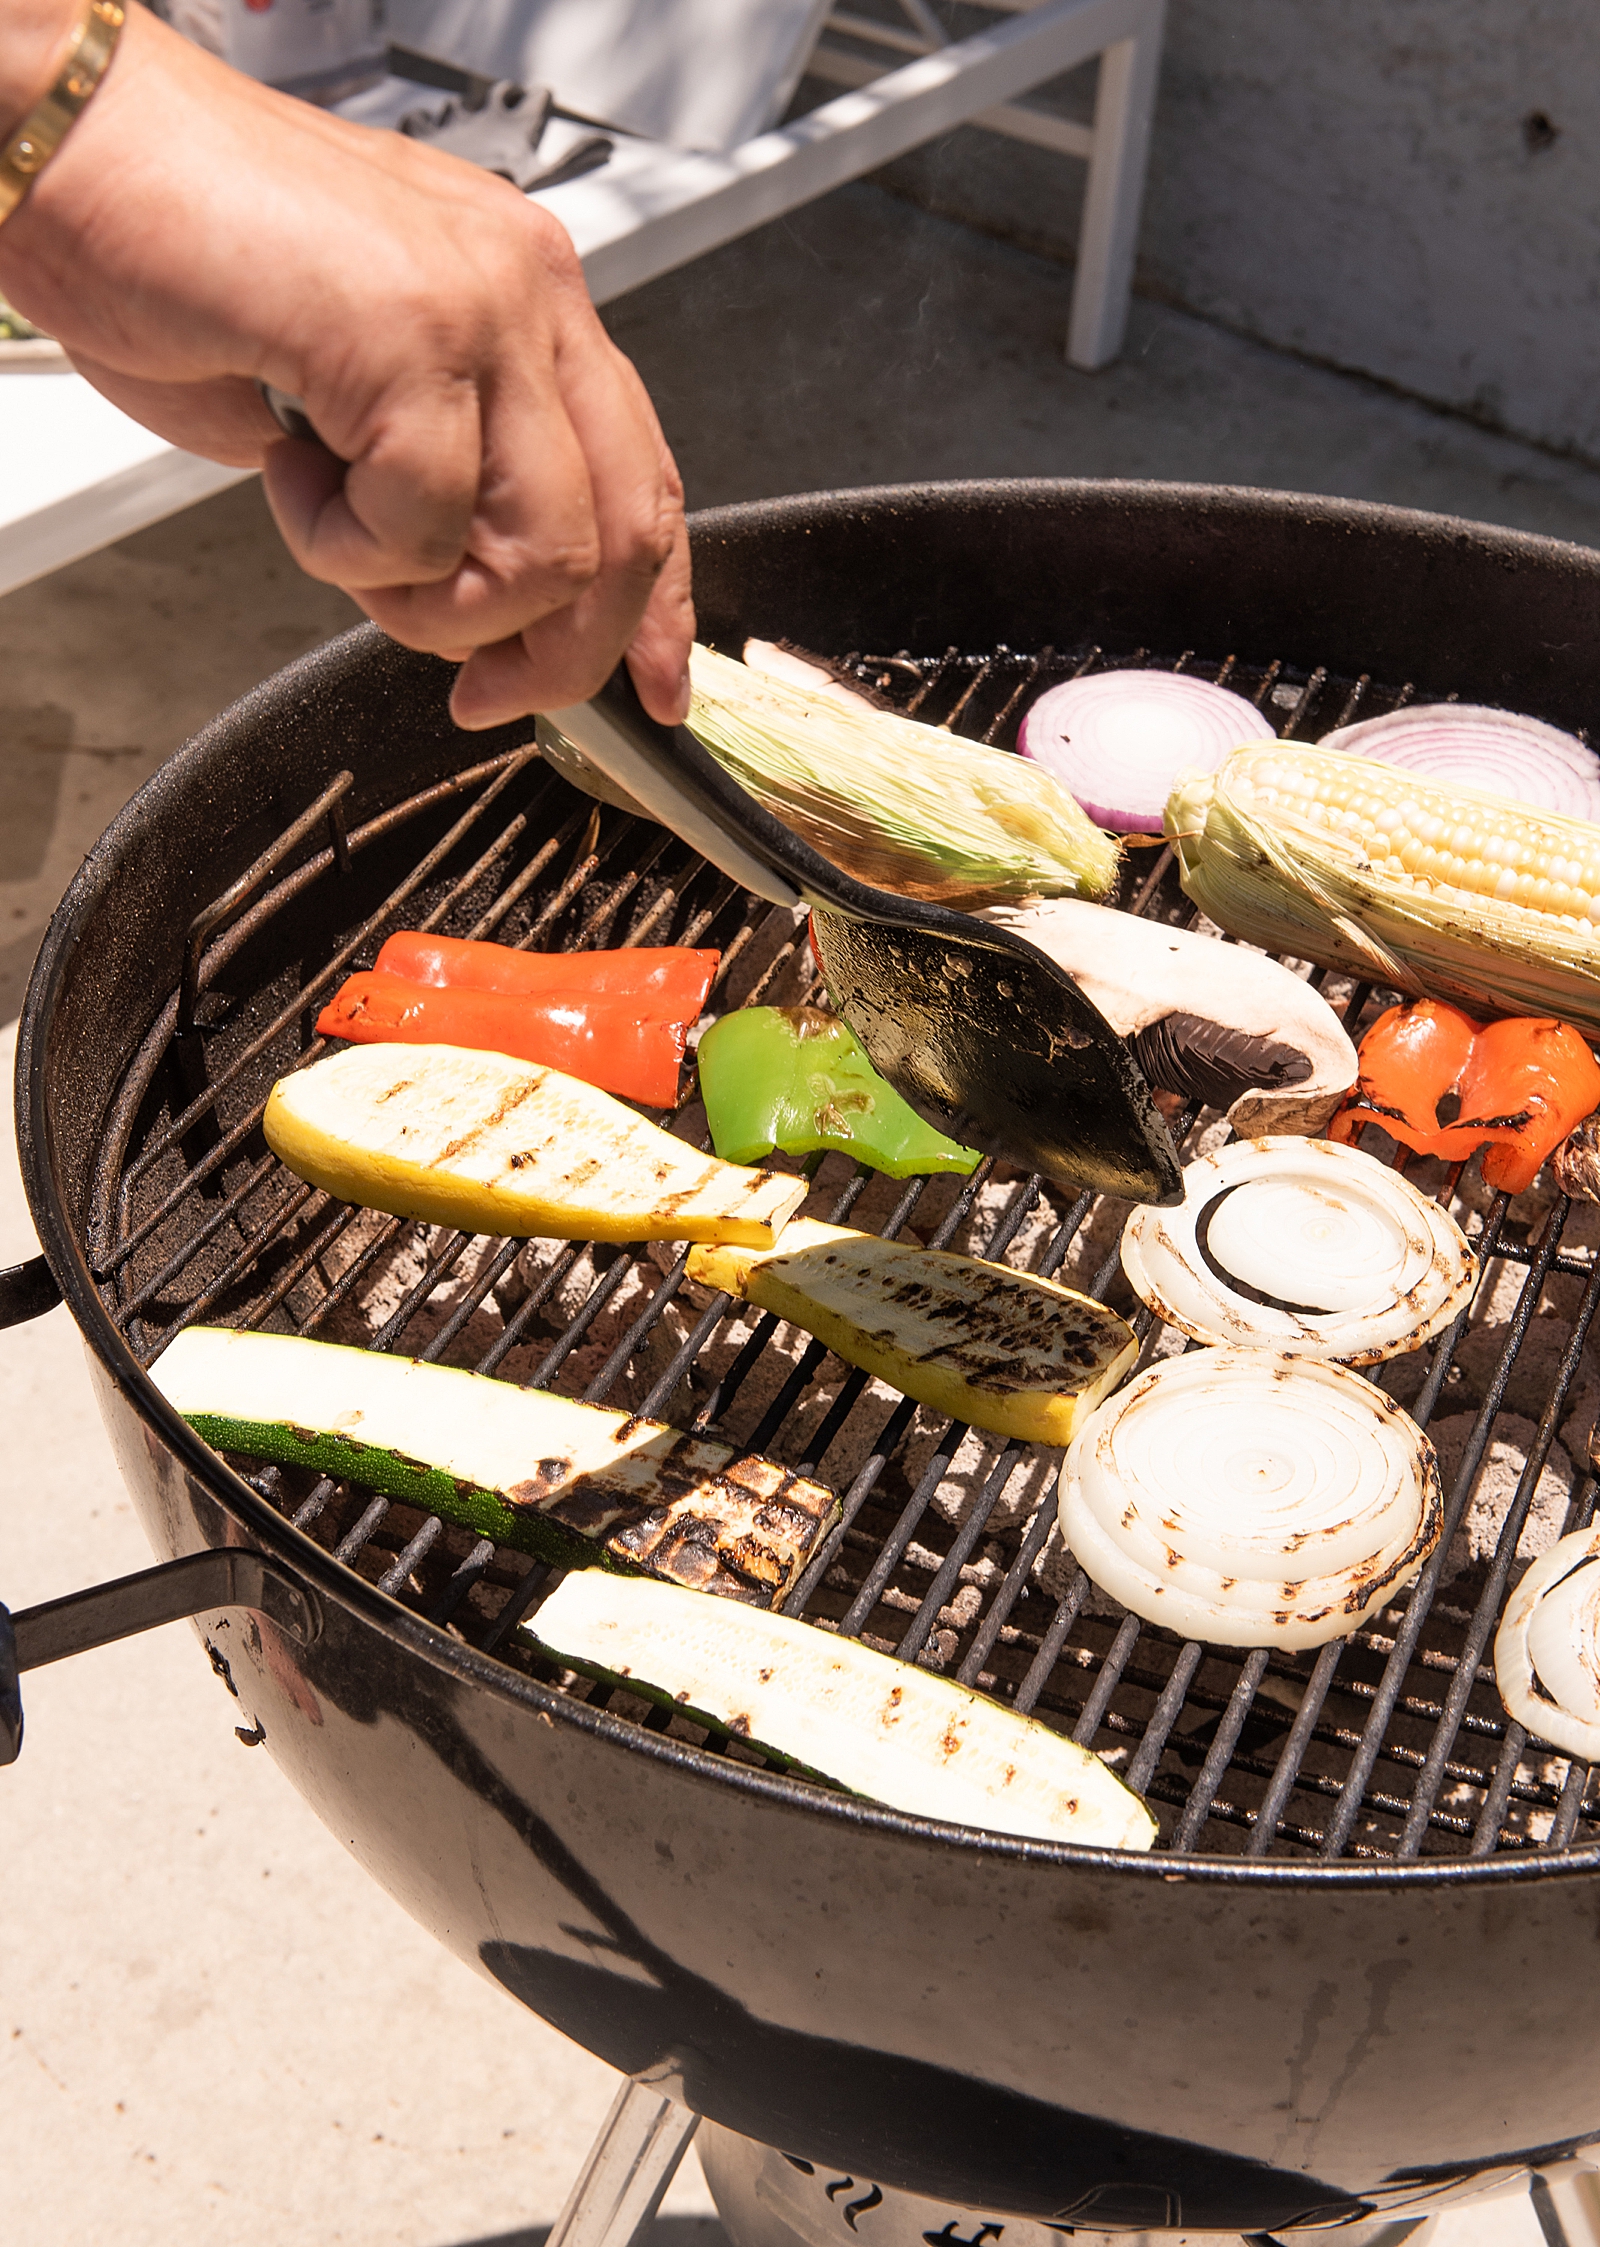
[979,897,1357,1137]
[153,1328,836,1605]
[1059,1347,1442,1650]
[1330,999,1600,1196]
[1494,1526,1600,1760]
[683,643,1120,908]
[319,934,718,1110]
[526,1571,1157,1849]
[264,1044,806,1245]
[697,1005,980,1177]
[687,1217,1136,1444]
[1167,744,1600,1038]
[1120,1136,1475,1364]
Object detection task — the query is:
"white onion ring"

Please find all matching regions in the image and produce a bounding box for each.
[1319,703,1600,822]
[1494,1528,1600,1761]
[1059,1349,1441,1650]
[1121,1137,1475,1365]
[1018,670,1275,834]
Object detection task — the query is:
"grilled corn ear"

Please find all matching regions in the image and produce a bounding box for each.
[683,643,1120,909]
[265,1043,805,1245]
[687,1217,1136,1443]
[154,1327,837,1604]
[1168,744,1600,1036]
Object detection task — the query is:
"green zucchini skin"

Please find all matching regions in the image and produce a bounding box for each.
[157,1329,838,1606]
[187,1412,631,1579]
[535,1638,851,1792]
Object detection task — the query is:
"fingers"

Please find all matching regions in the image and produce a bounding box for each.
[623,484,695,726]
[445,509,691,731]
[261,371,484,590]
[448,348,692,730]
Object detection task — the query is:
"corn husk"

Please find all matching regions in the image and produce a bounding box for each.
[1167,744,1600,1036]
[686,644,1119,909]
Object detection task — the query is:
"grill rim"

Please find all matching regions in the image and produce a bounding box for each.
[19,477,1600,1891]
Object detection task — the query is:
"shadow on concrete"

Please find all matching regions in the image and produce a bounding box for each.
[446,2220,730,2247]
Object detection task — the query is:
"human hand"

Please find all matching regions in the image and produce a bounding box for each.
[0,4,692,727]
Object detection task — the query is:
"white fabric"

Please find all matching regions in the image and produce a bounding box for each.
[382,0,833,151]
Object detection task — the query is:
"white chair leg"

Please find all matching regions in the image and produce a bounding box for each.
[1065,0,1166,370]
[546,2074,702,2247]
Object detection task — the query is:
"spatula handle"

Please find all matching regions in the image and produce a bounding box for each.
[548,669,921,923]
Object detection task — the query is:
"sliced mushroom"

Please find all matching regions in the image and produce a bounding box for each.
[980,897,1358,1135]
[742,638,894,712]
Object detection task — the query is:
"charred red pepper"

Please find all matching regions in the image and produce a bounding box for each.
[1330,998,1600,1195]
[317,932,718,1108]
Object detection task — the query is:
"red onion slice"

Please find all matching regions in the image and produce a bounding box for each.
[1320,704,1600,821]
[1019,670,1275,834]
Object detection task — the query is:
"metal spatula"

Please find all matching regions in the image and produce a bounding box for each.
[549,672,1182,1205]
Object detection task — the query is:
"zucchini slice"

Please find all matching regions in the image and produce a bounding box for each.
[527,1572,1156,1850]
[153,1328,836,1604]
[264,1043,806,1246]
[686,1219,1136,1443]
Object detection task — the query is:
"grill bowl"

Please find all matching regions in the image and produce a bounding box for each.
[18,481,1600,2234]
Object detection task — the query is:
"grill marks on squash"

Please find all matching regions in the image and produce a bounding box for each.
[264,1043,805,1245]
[688,1219,1135,1447]
[772,1239,1120,1393]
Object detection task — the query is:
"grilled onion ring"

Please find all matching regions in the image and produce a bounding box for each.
[1059,1348,1441,1649]
[1120,1136,1475,1364]
[1494,1528,1600,1761]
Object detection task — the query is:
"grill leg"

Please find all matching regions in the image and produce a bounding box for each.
[547,2073,701,2247]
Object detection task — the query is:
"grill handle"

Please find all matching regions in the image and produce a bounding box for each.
[0,1548,321,1766]
[0,1255,62,1329]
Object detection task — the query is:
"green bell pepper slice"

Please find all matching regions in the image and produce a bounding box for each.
[697,1006,981,1177]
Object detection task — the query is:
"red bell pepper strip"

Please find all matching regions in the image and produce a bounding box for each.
[374,931,718,1016]
[1330,998,1600,1195]
[317,936,719,1109]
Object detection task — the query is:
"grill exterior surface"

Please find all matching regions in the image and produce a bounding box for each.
[20,482,1600,2231]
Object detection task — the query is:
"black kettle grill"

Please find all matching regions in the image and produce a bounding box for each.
[7,482,1600,2238]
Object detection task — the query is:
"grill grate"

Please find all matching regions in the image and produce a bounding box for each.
[90,641,1600,1864]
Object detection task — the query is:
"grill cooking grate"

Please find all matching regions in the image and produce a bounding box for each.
[89,641,1600,1865]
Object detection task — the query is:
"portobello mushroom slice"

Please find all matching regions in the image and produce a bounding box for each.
[980,898,1358,1137]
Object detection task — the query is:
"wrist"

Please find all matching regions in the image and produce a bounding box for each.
[0,0,83,138]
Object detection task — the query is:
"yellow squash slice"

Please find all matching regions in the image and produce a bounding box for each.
[687,1218,1136,1443]
[265,1043,806,1245]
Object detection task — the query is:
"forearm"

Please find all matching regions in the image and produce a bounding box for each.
[0,0,80,135]
[0,0,693,724]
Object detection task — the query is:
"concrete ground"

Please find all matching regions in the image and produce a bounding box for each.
[6,179,1600,2246]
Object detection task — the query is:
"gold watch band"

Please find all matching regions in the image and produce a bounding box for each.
[0,1,126,228]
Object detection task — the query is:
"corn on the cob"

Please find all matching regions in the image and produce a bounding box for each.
[1167,743,1600,1037]
[683,644,1120,908]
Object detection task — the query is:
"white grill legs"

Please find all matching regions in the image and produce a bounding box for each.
[547,2074,702,2247]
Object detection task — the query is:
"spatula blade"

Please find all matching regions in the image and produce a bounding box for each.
[812,909,1183,1205]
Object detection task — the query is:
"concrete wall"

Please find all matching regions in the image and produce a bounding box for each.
[847,1,1600,463]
